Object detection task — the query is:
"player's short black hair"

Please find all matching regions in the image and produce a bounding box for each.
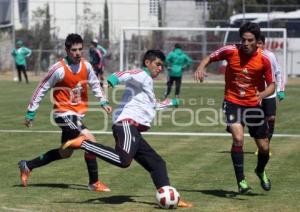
[142,50,166,67]
[258,34,266,44]
[174,43,182,49]
[65,33,83,49]
[239,22,261,40]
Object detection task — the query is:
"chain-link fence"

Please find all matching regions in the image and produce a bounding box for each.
[1,0,300,80]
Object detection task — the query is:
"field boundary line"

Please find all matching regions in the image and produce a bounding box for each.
[1,129,300,137]
[0,207,33,212]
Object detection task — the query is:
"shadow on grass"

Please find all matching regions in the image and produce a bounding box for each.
[85,195,156,206]
[180,189,264,200]
[13,183,87,190]
[14,184,158,207]
[57,195,157,206]
[217,151,255,154]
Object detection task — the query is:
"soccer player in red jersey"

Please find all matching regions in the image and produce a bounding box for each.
[194,22,275,193]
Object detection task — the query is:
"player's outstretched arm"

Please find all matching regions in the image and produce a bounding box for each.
[194,55,210,82]
[24,69,56,128]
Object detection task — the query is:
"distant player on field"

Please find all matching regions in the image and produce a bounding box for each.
[89,39,107,87]
[19,33,112,192]
[255,34,286,155]
[62,50,193,208]
[163,43,192,99]
[11,40,32,84]
[194,22,275,193]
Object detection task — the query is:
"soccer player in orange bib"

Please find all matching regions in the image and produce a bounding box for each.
[19,34,112,192]
[194,22,275,194]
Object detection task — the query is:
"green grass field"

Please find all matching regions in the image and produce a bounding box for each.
[0,80,299,212]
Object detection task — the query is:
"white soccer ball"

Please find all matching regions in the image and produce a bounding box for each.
[156,186,180,209]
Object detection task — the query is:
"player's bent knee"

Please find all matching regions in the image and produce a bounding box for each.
[267,116,275,122]
[259,145,269,153]
[231,132,244,144]
[119,158,132,168]
[232,137,243,146]
[119,154,133,168]
[81,129,96,142]
[257,139,269,153]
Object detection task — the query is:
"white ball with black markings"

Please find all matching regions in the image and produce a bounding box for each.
[156,186,180,209]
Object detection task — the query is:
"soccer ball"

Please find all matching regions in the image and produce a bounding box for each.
[156,186,180,209]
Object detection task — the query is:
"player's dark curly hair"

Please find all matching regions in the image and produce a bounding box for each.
[65,33,83,49]
[142,50,166,67]
[239,22,261,40]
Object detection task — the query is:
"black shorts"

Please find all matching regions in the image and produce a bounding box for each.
[55,115,87,143]
[16,64,26,71]
[262,97,276,117]
[223,100,268,139]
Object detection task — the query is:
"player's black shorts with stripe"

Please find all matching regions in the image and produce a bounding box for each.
[262,97,276,117]
[80,119,170,188]
[55,115,87,143]
[223,100,268,139]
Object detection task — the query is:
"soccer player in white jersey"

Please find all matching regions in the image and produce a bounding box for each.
[19,34,112,192]
[62,50,193,208]
[256,34,286,155]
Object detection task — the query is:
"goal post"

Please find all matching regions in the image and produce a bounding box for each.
[120,26,287,81]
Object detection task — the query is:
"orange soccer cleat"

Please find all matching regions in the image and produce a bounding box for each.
[88,180,111,192]
[178,199,194,208]
[18,160,31,187]
[62,135,87,150]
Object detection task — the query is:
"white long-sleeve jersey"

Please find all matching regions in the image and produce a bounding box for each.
[264,49,286,99]
[27,59,107,117]
[109,69,174,127]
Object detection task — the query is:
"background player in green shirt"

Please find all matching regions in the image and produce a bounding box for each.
[163,43,192,99]
[11,40,32,83]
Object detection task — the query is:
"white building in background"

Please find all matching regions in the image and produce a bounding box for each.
[162,0,207,28]
[13,0,209,41]
[13,0,160,41]
[161,0,208,39]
